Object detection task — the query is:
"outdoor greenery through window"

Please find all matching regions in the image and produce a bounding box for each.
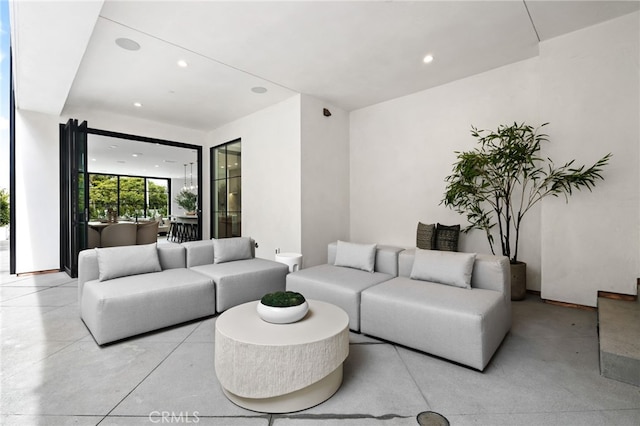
[89,174,169,220]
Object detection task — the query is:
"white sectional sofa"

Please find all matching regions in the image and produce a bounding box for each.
[78,238,288,345]
[286,241,511,371]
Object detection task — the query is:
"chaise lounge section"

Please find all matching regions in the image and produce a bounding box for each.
[360,248,511,371]
[78,243,215,345]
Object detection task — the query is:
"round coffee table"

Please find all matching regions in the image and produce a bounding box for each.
[215,299,349,413]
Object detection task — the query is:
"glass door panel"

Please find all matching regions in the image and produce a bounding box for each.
[60,119,88,277]
[211,140,241,239]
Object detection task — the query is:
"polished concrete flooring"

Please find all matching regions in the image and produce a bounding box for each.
[1,248,639,425]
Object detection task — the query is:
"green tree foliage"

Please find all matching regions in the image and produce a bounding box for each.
[89,175,118,219]
[119,177,145,217]
[0,188,9,227]
[89,175,168,219]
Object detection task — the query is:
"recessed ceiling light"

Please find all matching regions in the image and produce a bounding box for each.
[132,153,142,157]
[177,60,188,68]
[423,54,434,64]
[133,102,143,108]
[115,37,141,51]
[251,86,268,94]
[109,145,118,149]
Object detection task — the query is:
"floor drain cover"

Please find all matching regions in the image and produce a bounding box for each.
[417,411,450,426]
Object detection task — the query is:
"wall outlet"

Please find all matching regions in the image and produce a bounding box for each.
[275,248,280,254]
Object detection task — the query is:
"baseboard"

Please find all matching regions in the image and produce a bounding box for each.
[531,287,636,310]
[16,268,61,277]
[597,291,637,302]
[543,299,597,312]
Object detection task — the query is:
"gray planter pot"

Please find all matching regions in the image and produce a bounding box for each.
[510,261,527,301]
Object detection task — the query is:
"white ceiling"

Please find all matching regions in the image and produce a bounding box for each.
[87,134,199,179]
[10,1,640,132]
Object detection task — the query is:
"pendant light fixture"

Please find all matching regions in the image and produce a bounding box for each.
[190,162,195,190]
[182,164,188,191]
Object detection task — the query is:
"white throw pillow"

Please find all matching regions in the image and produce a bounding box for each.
[410,249,476,289]
[213,237,253,264]
[334,240,377,273]
[96,243,161,282]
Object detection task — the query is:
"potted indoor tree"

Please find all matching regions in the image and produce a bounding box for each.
[442,122,610,300]
[175,189,197,215]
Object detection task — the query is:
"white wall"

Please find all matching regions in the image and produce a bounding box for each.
[350,58,542,289]
[14,109,206,274]
[300,95,350,267]
[63,109,206,146]
[207,95,302,260]
[349,12,639,305]
[14,110,61,273]
[539,12,640,306]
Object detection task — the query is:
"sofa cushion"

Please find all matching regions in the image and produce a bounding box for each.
[213,237,253,264]
[416,222,436,250]
[435,223,460,251]
[286,263,393,331]
[191,258,287,312]
[334,240,377,272]
[410,249,476,289]
[157,244,186,270]
[96,243,161,282]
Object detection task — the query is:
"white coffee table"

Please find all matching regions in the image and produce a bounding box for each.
[215,299,349,413]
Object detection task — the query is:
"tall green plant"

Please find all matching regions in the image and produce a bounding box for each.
[0,188,9,227]
[442,122,611,263]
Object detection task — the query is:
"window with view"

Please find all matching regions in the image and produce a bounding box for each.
[89,174,169,221]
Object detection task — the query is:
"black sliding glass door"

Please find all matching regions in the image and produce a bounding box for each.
[60,119,88,277]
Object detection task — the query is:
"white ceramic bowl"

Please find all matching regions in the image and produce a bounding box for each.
[256,300,309,324]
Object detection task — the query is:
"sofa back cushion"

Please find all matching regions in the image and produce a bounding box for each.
[213,237,253,264]
[333,240,377,272]
[400,249,510,295]
[157,244,186,270]
[183,240,215,267]
[96,243,161,282]
[410,248,476,289]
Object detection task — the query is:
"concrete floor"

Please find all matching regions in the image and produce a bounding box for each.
[1,249,639,425]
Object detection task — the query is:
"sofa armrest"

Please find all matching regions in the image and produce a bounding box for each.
[374,245,404,276]
[328,241,338,264]
[471,254,511,299]
[78,248,99,303]
[398,248,416,278]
